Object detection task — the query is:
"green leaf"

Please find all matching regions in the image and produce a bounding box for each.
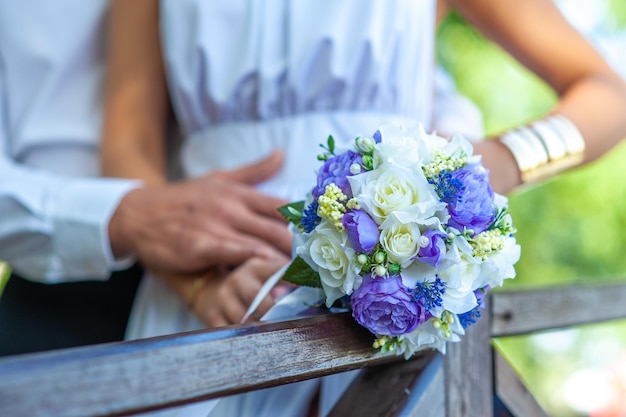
[278,201,305,226]
[327,135,335,154]
[283,256,322,288]
[318,135,336,157]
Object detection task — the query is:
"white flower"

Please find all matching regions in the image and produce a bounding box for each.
[437,237,483,314]
[396,317,464,358]
[420,128,477,165]
[289,223,309,259]
[475,237,521,289]
[355,136,376,153]
[296,221,361,306]
[372,124,424,168]
[348,163,444,225]
[379,215,422,267]
[402,235,481,315]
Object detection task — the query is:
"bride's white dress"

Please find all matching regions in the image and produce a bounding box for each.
[125,1,482,416]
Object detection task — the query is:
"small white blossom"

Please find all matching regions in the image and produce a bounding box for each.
[355,136,376,153]
[349,163,362,175]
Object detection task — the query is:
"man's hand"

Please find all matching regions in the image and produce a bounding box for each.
[108,150,293,273]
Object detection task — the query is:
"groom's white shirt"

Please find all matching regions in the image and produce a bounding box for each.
[0,0,138,282]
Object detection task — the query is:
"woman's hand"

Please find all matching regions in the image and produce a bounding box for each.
[472,139,522,194]
[159,253,291,328]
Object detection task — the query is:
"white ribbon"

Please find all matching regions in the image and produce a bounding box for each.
[240,263,289,323]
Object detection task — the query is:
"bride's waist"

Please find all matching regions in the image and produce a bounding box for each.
[180,111,421,199]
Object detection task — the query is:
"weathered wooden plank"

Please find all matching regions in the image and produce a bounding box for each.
[444,300,493,417]
[494,349,550,417]
[398,354,445,417]
[491,282,626,337]
[0,313,401,417]
[328,350,443,417]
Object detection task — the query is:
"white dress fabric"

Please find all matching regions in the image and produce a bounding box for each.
[127,1,442,416]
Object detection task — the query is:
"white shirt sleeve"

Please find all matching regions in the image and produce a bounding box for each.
[0,0,142,283]
[0,157,140,283]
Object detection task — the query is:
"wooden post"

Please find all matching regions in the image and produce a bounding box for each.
[444,300,493,417]
[328,350,445,417]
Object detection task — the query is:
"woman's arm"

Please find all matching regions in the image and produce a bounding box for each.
[449,0,626,193]
[102,0,169,186]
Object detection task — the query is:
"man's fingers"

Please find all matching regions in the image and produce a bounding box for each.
[189,221,286,268]
[206,240,270,267]
[217,149,285,185]
[222,179,289,221]
[232,210,293,256]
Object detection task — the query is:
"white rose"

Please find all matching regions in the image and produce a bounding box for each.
[348,163,444,224]
[373,124,424,168]
[296,221,361,306]
[379,216,422,267]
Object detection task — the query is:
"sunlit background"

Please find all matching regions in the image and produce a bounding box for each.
[1,1,625,416]
[438,0,626,415]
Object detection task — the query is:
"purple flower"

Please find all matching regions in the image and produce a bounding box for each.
[313,150,362,198]
[417,229,447,267]
[342,210,379,254]
[474,286,489,309]
[351,274,426,336]
[447,164,495,235]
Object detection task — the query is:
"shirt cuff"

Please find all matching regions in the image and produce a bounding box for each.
[52,177,142,281]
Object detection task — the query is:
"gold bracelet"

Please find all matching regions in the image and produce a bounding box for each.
[187,276,208,310]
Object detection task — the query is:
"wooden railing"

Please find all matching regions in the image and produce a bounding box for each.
[2,281,626,417]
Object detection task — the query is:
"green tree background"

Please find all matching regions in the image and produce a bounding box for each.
[437,2,626,415]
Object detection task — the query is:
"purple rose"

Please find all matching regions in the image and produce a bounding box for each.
[417,229,447,267]
[313,150,363,198]
[351,274,426,336]
[342,210,379,254]
[447,164,496,235]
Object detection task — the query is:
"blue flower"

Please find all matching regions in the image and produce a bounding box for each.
[458,308,482,329]
[458,286,489,329]
[429,170,465,205]
[411,276,446,312]
[301,201,321,233]
[313,150,363,199]
[446,164,496,235]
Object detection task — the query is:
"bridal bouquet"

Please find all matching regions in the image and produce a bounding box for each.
[279,125,520,358]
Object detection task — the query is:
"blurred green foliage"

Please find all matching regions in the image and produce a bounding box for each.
[437,4,626,416]
[0,263,9,294]
[609,0,626,28]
